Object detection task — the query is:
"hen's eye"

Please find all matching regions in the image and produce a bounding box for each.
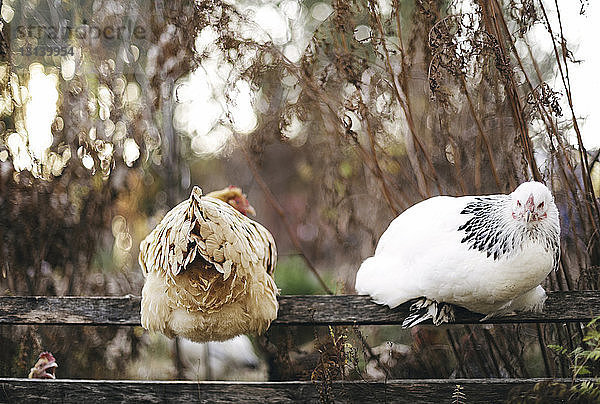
[537,202,544,209]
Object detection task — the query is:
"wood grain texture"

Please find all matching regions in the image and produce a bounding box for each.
[0,378,578,404]
[0,291,598,326]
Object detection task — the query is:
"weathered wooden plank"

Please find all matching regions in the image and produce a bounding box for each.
[0,296,141,326]
[276,291,600,325]
[0,291,598,326]
[0,378,579,404]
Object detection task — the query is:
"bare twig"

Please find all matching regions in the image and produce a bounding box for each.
[539,0,600,228]
[359,99,400,216]
[368,0,439,198]
[536,324,552,377]
[233,134,334,295]
[480,1,542,182]
[460,77,501,190]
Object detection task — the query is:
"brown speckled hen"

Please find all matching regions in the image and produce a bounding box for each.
[139,186,278,343]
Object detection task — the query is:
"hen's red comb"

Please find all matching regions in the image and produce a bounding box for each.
[39,352,55,362]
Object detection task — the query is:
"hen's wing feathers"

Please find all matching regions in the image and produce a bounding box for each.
[248,220,277,276]
[139,199,190,277]
[372,195,479,257]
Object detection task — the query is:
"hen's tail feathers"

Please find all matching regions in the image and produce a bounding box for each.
[402,298,455,328]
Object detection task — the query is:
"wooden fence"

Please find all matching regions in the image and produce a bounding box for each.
[0,291,598,403]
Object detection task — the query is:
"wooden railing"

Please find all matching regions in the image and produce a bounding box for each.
[0,377,583,403]
[1,291,599,326]
[1,291,598,403]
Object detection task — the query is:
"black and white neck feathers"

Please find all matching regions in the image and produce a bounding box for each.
[458,194,560,270]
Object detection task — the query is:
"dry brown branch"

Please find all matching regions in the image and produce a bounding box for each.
[539,0,600,228]
[460,77,501,189]
[480,1,541,182]
[368,0,434,198]
[232,133,334,295]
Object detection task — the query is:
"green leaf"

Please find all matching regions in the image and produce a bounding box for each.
[548,344,567,355]
[587,317,600,328]
[575,366,591,376]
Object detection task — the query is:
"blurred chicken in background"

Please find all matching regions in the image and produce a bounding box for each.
[179,335,261,380]
[28,352,57,379]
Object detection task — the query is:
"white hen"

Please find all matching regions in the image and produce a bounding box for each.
[355,181,560,327]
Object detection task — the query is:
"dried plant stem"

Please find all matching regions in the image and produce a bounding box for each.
[360,101,400,216]
[536,324,552,377]
[460,78,501,189]
[539,0,600,229]
[389,1,442,197]
[590,149,600,172]
[348,133,406,213]
[266,45,403,215]
[497,326,529,377]
[368,0,436,198]
[463,325,490,376]
[233,134,333,295]
[174,337,185,379]
[352,325,392,379]
[564,205,585,284]
[474,121,482,192]
[480,1,541,182]
[547,130,589,239]
[554,323,570,377]
[440,117,468,195]
[482,328,515,377]
[446,329,469,378]
[481,328,502,377]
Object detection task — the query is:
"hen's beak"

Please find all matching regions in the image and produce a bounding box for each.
[246,205,257,217]
[525,193,535,223]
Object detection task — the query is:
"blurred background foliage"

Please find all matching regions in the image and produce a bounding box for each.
[0,0,599,391]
